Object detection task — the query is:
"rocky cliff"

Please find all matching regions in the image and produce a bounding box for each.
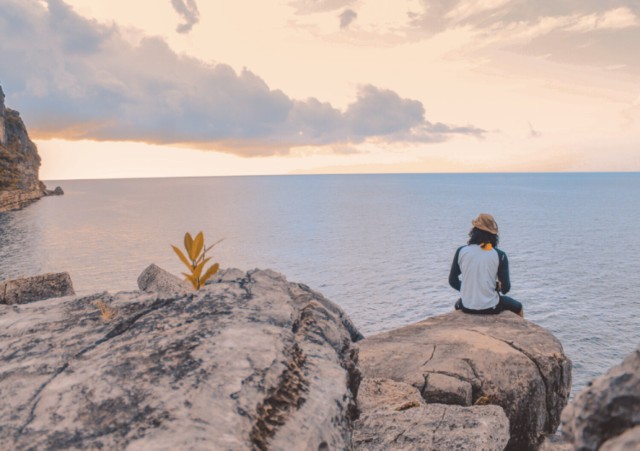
[0,85,48,212]
[559,345,640,450]
[0,266,580,450]
[0,268,363,450]
[354,311,572,450]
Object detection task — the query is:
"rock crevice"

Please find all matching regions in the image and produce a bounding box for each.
[250,342,308,450]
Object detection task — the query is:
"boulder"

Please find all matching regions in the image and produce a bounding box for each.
[356,310,572,450]
[560,345,640,450]
[0,269,362,450]
[44,186,65,196]
[353,377,510,450]
[600,425,640,451]
[0,272,75,305]
[539,434,573,451]
[137,263,191,295]
[209,268,364,343]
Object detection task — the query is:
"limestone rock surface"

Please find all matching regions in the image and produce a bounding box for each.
[0,269,362,450]
[137,263,190,295]
[600,425,640,451]
[0,272,75,305]
[353,377,510,450]
[356,311,572,450]
[0,85,51,212]
[561,345,640,451]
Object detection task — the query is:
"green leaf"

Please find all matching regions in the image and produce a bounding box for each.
[172,245,192,270]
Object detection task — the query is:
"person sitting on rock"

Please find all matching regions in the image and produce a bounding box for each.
[449,213,524,317]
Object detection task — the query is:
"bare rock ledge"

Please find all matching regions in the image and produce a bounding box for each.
[1,268,578,450]
[355,311,572,451]
[0,269,362,450]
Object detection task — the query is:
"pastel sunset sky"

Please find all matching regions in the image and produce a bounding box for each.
[1,0,639,179]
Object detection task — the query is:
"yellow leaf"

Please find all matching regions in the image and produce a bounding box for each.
[182,272,198,289]
[190,232,204,261]
[201,263,220,285]
[184,233,194,259]
[172,245,192,270]
[192,257,211,280]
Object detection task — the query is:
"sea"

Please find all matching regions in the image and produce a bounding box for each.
[1,173,639,396]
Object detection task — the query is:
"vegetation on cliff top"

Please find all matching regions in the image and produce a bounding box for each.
[172,231,221,290]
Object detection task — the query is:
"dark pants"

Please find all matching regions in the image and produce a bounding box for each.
[455,296,523,315]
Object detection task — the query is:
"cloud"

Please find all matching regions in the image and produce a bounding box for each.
[406,1,640,74]
[0,0,484,156]
[345,85,424,137]
[290,0,355,15]
[564,7,639,33]
[409,0,640,34]
[339,8,357,29]
[171,0,199,33]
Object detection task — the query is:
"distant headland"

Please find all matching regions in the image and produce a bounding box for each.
[0,85,62,212]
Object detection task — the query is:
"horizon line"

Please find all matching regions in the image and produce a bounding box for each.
[42,170,640,183]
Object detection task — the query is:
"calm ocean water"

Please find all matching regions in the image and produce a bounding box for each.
[1,173,639,395]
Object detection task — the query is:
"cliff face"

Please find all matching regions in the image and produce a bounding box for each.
[0,85,46,212]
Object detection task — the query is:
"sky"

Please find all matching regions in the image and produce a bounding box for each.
[1,0,639,179]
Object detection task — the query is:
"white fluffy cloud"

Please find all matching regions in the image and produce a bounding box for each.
[0,0,484,156]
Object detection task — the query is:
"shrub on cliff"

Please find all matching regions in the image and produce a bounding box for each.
[172,232,221,289]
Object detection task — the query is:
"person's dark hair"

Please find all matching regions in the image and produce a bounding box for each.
[468,227,499,247]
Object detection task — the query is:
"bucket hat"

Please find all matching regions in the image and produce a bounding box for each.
[472,213,498,235]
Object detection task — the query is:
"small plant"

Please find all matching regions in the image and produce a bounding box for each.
[96,300,116,322]
[172,231,221,290]
[474,395,496,406]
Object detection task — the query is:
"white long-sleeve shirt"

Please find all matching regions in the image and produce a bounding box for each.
[449,244,511,310]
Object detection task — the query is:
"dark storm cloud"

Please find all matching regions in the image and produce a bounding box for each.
[171,0,200,33]
[339,9,357,29]
[0,0,485,156]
